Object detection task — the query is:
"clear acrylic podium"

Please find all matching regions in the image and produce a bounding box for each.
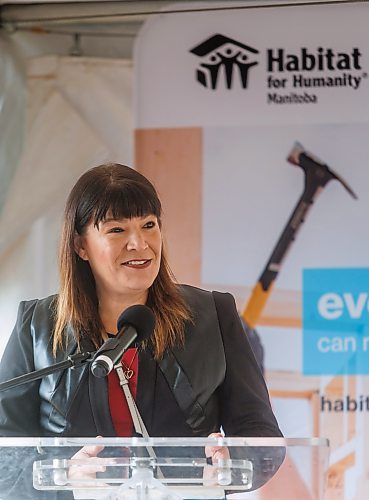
[0,436,329,499]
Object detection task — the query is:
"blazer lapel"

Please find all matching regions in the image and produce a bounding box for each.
[79,336,117,437]
[88,371,116,436]
[158,350,205,430]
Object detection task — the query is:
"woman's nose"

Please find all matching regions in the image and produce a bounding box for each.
[126,231,148,251]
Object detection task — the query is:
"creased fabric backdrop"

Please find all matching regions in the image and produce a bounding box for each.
[0,54,133,354]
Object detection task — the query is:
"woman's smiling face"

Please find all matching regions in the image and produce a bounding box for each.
[75,214,162,303]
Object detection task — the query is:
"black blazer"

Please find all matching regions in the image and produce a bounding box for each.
[0,285,282,439]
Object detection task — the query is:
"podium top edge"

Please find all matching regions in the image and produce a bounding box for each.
[0,436,329,448]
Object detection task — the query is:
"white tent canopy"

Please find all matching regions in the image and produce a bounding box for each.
[0,51,133,353]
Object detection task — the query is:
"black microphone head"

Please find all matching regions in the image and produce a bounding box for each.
[117,304,155,342]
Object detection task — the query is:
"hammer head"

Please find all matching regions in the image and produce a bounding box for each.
[287,142,358,199]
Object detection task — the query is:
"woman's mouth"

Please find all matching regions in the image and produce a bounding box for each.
[122,259,152,269]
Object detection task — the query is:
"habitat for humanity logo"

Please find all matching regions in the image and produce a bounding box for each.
[190,35,366,104]
[189,34,259,90]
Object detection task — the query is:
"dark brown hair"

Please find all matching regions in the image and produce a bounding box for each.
[53,163,191,359]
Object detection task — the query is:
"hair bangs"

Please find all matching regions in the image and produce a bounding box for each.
[92,182,161,227]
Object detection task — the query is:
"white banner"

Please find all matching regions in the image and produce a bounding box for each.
[135,1,369,128]
[134,3,369,498]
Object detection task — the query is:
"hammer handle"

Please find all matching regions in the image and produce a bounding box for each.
[243,145,357,328]
[242,188,318,328]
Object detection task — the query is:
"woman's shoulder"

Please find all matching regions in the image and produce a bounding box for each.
[178,284,236,313]
[18,294,57,316]
[179,284,237,316]
[15,295,58,331]
[20,294,57,307]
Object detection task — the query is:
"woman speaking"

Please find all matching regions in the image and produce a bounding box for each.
[0,163,282,440]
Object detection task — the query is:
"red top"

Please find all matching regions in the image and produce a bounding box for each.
[107,348,139,436]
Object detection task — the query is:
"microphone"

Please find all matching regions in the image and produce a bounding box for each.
[91,304,155,378]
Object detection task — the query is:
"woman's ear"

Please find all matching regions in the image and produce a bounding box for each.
[74,233,89,261]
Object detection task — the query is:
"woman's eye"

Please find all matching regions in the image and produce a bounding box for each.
[144,221,156,229]
[108,227,124,233]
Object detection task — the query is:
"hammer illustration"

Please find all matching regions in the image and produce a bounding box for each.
[242,142,358,328]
